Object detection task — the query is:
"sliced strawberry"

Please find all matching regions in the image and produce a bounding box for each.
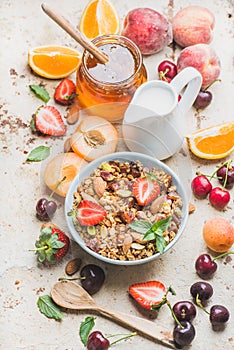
[54,78,77,105]
[129,281,166,310]
[77,200,107,226]
[33,105,66,136]
[132,177,160,206]
[34,226,70,263]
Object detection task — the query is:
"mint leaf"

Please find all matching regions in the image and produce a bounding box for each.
[30,84,50,102]
[155,234,167,254]
[79,316,95,346]
[150,216,172,236]
[37,295,63,320]
[129,220,152,234]
[26,145,50,162]
[143,216,172,254]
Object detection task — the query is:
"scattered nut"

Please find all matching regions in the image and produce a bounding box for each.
[116,189,132,198]
[65,98,80,125]
[65,258,82,276]
[93,177,106,197]
[188,203,196,214]
[150,195,165,214]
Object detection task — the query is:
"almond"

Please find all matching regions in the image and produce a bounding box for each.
[150,195,165,214]
[188,202,195,214]
[65,98,80,125]
[65,258,82,276]
[93,176,106,197]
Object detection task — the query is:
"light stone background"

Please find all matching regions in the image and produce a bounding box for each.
[0,0,233,349]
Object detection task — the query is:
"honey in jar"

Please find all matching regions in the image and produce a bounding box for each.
[76,35,147,121]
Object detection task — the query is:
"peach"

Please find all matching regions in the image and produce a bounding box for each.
[121,8,172,55]
[70,116,118,161]
[203,217,234,253]
[173,6,215,48]
[177,44,221,88]
[44,152,87,197]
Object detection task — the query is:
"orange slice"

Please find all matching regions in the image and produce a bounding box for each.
[28,45,81,79]
[186,121,234,159]
[80,0,119,39]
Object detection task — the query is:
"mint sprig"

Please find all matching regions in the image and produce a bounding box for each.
[129,216,171,254]
[29,84,50,102]
[79,316,95,346]
[26,145,50,162]
[37,295,63,320]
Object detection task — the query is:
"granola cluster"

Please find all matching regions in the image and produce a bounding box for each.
[72,160,183,261]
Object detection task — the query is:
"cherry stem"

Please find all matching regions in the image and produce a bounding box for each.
[58,277,81,281]
[109,332,137,345]
[167,300,184,328]
[209,160,232,185]
[203,79,221,91]
[195,294,210,315]
[49,176,66,200]
[212,251,234,261]
[159,68,170,81]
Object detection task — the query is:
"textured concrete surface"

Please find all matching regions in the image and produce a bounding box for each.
[0,0,233,349]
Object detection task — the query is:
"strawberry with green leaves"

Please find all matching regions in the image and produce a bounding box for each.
[31,105,66,136]
[54,78,77,105]
[33,226,70,263]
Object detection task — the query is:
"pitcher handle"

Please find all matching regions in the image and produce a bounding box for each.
[170,67,202,115]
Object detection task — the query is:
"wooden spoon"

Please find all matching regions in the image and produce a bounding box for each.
[51,281,175,349]
[41,3,108,64]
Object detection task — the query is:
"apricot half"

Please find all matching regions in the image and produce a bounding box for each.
[203,217,234,253]
[70,116,118,161]
[44,152,87,197]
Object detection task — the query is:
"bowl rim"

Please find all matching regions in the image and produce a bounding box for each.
[65,151,188,266]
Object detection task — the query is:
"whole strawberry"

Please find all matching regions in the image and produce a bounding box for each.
[34,226,70,263]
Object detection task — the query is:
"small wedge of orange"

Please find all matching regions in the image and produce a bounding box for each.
[28,45,81,79]
[79,0,119,39]
[186,121,234,159]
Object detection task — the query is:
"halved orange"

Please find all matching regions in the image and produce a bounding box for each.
[28,45,81,79]
[186,121,234,159]
[79,0,119,39]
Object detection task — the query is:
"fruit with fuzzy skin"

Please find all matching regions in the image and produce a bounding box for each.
[71,116,118,161]
[44,152,87,197]
[191,175,212,199]
[31,105,66,136]
[76,200,107,226]
[33,225,70,263]
[173,6,215,47]
[177,44,221,89]
[203,217,234,253]
[209,187,230,210]
[121,8,172,55]
[129,280,166,310]
[132,177,160,206]
[54,78,77,105]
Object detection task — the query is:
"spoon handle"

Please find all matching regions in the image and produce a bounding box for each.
[97,306,175,349]
[41,3,108,64]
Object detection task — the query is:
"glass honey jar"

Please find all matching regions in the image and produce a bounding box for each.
[76,35,147,121]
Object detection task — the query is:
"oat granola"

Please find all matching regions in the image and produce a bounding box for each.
[70,160,183,261]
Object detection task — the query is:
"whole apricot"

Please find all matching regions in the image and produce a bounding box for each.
[177,43,221,89]
[121,8,172,55]
[173,6,215,48]
[203,218,234,253]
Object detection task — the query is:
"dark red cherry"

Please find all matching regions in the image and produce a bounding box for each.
[209,187,230,210]
[191,175,212,199]
[193,90,212,109]
[173,321,195,347]
[158,60,177,80]
[210,305,230,327]
[87,331,110,350]
[190,281,213,303]
[195,254,217,279]
[80,264,105,295]
[173,301,197,322]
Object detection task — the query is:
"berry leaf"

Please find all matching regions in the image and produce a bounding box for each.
[79,316,95,346]
[29,84,50,102]
[37,295,63,320]
[26,145,50,162]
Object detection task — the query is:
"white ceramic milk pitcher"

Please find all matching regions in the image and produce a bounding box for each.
[122,67,202,160]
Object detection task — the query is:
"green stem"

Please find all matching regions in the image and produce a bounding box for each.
[203,79,221,91]
[109,332,137,346]
[210,160,231,182]
[167,301,184,328]
[195,294,210,315]
[213,251,234,261]
[58,277,80,281]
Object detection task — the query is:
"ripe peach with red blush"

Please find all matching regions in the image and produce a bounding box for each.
[177,44,221,89]
[121,8,172,55]
[173,6,215,48]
